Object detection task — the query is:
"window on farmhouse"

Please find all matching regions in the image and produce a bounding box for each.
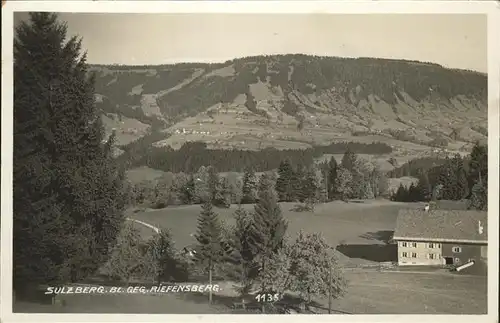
[411,252,417,258]
[401,242,408,247]
[452,246,462,253]
[411,242,417,248]
[402,252,408,258]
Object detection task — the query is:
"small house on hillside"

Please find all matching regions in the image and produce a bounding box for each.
[393,209,487,267]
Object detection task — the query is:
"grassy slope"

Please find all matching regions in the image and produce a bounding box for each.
[127,200,445,267]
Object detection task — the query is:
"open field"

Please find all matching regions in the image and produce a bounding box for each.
[127,200,458,268]
[14,199,486,314]
[126,166,168,184]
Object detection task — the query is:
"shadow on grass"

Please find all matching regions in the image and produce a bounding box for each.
[359,230,394,244]
[336,243,397,263]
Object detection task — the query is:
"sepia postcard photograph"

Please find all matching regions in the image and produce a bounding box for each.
[1,1,499,323]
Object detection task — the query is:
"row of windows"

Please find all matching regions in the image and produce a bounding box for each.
[401,252,441,259]
[400,242,441,248]
[401,253,474,264]
[399,242,462,253]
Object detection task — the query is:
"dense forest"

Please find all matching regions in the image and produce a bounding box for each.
[117,139,392,173]
[387,157,449,178]
[390,143,487,210]
[127,141,488,213]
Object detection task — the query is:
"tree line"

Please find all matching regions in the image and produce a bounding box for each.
[387,156,449,178]
[390,142,487,211]
[127,148,390,212]
[118,139,392,173]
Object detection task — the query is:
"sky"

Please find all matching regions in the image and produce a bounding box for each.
[14,13,487,73]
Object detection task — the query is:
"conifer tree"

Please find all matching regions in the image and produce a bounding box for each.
[335,167,353,202]
[13,13,126,290]
[194,166,210,203]
[291,164,305,202]
[360,181,375,200]
[370,166,388,198]
[415,170,432,201]
[468,181,487,211]
[408,183,418,202]
[180,175,196,205]
[224,206,259,303]
[437,158,454,200]
[248,174,288,301]
[214,176,231,208]
[207,166,220,203]
[341,148,357,172]
[393,184,408,202]
[241,167,257,204]
[193,202,226,304]
[316,167,328,203]
[301,167,318,210]
[456,167,470,200]
[275,159,295,202]
[350,158,369,199]
[468,142,488,185]
[327,157,338,200]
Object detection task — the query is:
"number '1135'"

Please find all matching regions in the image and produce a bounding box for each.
[255,293,281,302]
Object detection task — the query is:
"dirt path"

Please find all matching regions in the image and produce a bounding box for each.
[126,218,160,234]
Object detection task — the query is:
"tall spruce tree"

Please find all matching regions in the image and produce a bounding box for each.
[437,158,454,200]
[248,174,288,302]
[393,184,408,202]
[207,166,220,203]
[180,175,196,205]
[341,148,357,172]
[415,170,432,202]
[301,167,318,210]
[241,167,257,204]
[194,166,210,203]
[468,181,487,211]
[327,157,338,200]
[334,167,353,202]
[275,159,295,202]
[225,206,259,303]
[193,202,226,304]
[13,13,126,290]
[468,142,488,185]
[290,164,305,202]
[214,176,231,208]
[456,167,470,200]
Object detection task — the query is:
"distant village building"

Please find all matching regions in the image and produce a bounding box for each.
[393,209,487,267]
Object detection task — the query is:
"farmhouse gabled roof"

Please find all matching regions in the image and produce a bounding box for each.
[393,209,488,244]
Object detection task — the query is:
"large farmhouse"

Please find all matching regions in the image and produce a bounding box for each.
[393,209,487,267]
